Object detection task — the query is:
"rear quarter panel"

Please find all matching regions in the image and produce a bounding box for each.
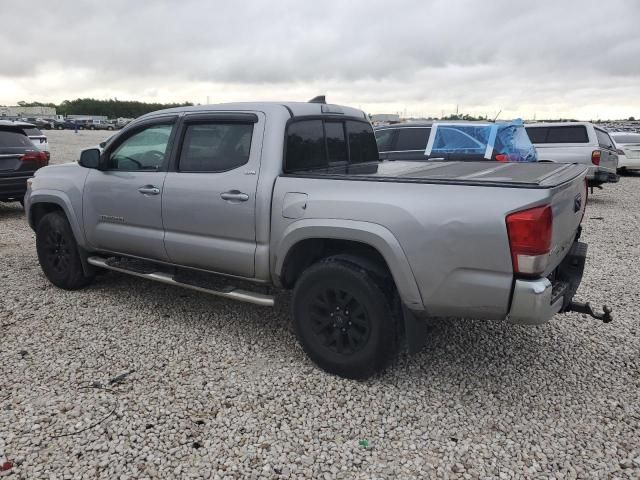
[271,176,558,319]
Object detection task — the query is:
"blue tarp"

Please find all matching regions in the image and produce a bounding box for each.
[425,119,538,162]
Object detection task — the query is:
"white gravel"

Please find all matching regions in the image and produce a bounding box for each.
[1,131,639,478]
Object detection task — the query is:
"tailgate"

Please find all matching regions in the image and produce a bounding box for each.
[0,149,24,172]
[545,172,588,274]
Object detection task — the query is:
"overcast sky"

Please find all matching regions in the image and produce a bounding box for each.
[1,0,639,119]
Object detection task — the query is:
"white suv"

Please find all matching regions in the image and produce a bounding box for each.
[525,122,618,187]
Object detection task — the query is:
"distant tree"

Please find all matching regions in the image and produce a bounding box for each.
[55,98,193,118]
[629,116,636,121]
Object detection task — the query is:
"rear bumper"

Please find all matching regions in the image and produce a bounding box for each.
[508,241,587,325]
[0,174,30,200]
[619,156,640,170]
[587,166,619,184]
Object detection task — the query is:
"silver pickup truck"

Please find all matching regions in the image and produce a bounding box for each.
[24,101,610,379]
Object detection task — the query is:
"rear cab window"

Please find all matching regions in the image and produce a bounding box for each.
[375,129,395,152]
[285,118,378,174]
[395,127,431,151]
[23,128,43,137]
[0,129,33,148]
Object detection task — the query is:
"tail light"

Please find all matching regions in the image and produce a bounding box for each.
[506,205,553,276]
[591,150,601,165]
[495,154,508,162]
[20,150,49,167]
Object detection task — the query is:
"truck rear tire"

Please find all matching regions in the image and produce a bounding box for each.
[292,257,398,379]
[36,212,94,290]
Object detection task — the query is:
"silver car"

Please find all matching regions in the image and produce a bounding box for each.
[525,122,618,187]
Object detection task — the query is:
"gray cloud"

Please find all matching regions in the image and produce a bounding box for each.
[1,0,639,118]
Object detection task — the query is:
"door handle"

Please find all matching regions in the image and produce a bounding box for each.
[138,186,160,195]
[220,190,249,202]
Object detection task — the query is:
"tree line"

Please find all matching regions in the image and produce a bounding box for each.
[16,98,193,119]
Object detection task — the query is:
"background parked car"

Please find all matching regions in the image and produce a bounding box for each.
[63,120,85,130]
[0,121,49,205]
[88,120,116,131]
[49,119,66,130]
[610,131,640,173]
[375,120,537,162]
[525,122,618,187]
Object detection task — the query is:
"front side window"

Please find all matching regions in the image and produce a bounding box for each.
[179,123,253,172]
[395,128,430,151]
[107,124,173,171]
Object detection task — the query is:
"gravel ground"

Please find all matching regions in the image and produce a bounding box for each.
[1,131,639,478]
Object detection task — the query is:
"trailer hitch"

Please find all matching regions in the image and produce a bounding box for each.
[567,301,613,323]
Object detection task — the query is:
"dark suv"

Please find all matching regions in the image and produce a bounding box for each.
[0,121,49,205]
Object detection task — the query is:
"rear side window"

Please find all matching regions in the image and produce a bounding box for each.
[526,125,589,144]
[595,129,614,150]
[375,129,395,151]
[346,121,378,165]
[0,130,32,148]
[395,127,430,151]
[285,119,378,172]
[525,127,548,144]
[179,123,253,172]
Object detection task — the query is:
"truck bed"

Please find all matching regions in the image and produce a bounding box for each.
[288,161,588,189]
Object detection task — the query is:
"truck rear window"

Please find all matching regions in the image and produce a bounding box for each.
[395,127,430,151]
[525,126,589,144]
[285,118,378,173]
[23,128,43,137]
[595,129,614,150]
[0,130,32,148]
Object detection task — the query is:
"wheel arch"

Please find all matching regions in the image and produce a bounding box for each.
[29,192,86,248]
[273,219,423,310]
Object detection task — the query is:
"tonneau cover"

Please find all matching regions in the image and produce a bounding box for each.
[294,161,589,189]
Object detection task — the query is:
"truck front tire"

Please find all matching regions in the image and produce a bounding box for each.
[292,257,398,379]
[36,212,94,290]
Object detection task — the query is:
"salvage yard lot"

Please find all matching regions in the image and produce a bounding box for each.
[1,131,639,478]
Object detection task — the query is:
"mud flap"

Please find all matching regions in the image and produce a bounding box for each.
[402,304,430,355]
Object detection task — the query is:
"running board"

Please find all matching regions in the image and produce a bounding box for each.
[87,256,275,307]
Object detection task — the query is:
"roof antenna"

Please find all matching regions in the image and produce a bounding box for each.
[308,95,326,104]
[493,109,502,122]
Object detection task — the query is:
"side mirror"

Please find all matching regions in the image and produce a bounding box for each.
[79,148,101,169]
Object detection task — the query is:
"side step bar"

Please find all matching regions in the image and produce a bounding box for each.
[87,256,275,307]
